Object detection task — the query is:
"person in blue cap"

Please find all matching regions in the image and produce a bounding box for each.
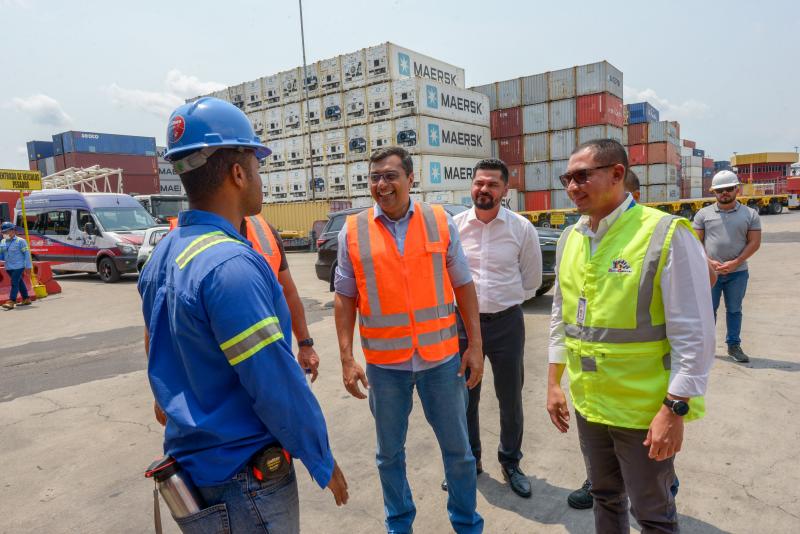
[1,221,33,310]
[139,97,349,533]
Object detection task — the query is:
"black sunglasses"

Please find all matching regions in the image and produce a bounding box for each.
[559,164,617,188]
[714,186,736,193]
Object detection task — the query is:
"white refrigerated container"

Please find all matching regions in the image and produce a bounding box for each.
[391,79,489,126]
[392,116,491,158]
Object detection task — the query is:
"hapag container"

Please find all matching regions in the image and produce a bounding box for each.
[549,99,576,130]
[266,108,283,136]
[342,49,367,90]
[302,97,321,130]
[245,78,264,110]
[322,93,344,129]
[263,74,281,107]
[628,144,647,165]
[285,137,306,167]
[576,93,624,127]
[365,42,465,88]
[549,67,575,100]
[267,139,286,168]
[524,162,550,191]
[344,87,367,125]
[392,116,490,158]
[576,61,623,99]
[692,148,705,158]
[59,131,156,156]
[269,171,289,201]
[369,121,394,152]
[367,82,392,119]
[284,103,303,136]
[497,78,522,109]
[348,161,370,196]
[551,189,573,210]
[550,129,576,160]
[324,129,346,163]
[280,68,301,103]
[27,140,54,161]
[346,125,369,161]
[647,143,679,165]
[492,107,523,138]
[522,72,549,105]
[326,164,348,198]
[522,103,549,134]
[647,121,678,143]
[630,165,648,184]
[577,125,623,145]
[550,159,568,190]
[524,191,551,211]
[626,123,648,145]
[392,78,490,126]
[469,83,498,111]
[647,164,679,186]
[417,155,481,191]
[499,136,524,165]
[508,164,525,189]
[626,102,659,124]
[318,56,342,94]
[523,133,549,162]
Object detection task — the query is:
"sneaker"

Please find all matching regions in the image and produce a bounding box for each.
[728,344,750,363]
[19,298,32,306]
[2,300,15,310]
[567,479,593,509]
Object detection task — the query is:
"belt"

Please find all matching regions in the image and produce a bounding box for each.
[479,305,520,322]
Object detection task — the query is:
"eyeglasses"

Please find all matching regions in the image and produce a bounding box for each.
[713,186,736,193]
[369,172,402,184]
[559,164,617,188]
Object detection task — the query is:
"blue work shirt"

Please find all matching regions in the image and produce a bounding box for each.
[334,201,473,371]
[138,210,334,488]
[0,235,33,270]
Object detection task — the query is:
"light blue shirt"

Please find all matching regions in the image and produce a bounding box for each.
[335,201,472,371]
[0,235,33,270]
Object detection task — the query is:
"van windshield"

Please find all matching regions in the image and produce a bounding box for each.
[93,206,156,231]
[151,197,189,219]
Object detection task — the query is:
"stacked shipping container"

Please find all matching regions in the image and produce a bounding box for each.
[679,139,715,198]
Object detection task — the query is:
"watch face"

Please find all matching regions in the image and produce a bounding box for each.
[673,401,690,416]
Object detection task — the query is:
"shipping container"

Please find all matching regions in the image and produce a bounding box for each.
[423,191,454,204]
[263,74,281,107]
[211,88,230,103]
[692,148,705,158]
[491,140,499,159]
[280,68,301,103]
[469,83,498,111]
[391,116,491,158]
[549,98,576,131]
[391,78,490,126]
[647,164,679,186]
[703,157,714,169]
[622,125,628,145]
[524,190,551,211]
[551,189,573,210]
[702,168,714,179]
[284,103,303,136]
[680,146,694,157]
[647,121,678,144]
[499,136,524,165]
[27,140,54,161]
[302,98,322,130]
[714,161,731,172]
[324,129,346,163]
[321,93,344,129]
[576,61,623,99]
[492,107,523,138]
[670,121,680,139]
[630,165,648,185]
[646,184,680,202]
[416,155,481,191]
[245,78,264,110]
[626,102,659,124]
[628,144,648,165]
[366,82,392,119]
[523,133,549,162]
[62,151,158,180]
[287,168,309,200]
[507,164,525,190]
[689,187,703,198]
[647,142,679,165]
[577,125,623,145]
[348,161,370,196]
[342,49,367,90]
[550,129,576,160]
[549,67,576,100]
[365,42,465,88]
[326,164,348,198]
[522,103,549,134]
[690,176,703,188]
[522,72,549,105]
[682,139,696,149]
[524,162,550,191]
[344,87,367,125]
[228,83,246,109]
[58,131,156,156]
[308,132,324,164]
[501,189,522,212]
[302,63,320,98]
[260,200,337,234]
[52,134,64,156]
[285,137,306,167]
[318,56,342,94]
[689,155,702,167]
[43,157,56,177]
[576,93,623,128]
[266,107,283,136]
[626,123,648,145]
[550,159,568,190]
[497,78,522,109]
[369,121,394,152]
[267,139,285,168]
[269,171,289,201]
[346,125,369,161]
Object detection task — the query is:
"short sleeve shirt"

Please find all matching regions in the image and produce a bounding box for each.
[693,201,761,272]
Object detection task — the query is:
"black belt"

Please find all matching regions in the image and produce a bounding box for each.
[479,305,519,322]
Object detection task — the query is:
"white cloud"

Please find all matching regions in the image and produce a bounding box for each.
[106,70,225,118]
[16,146,27,156]
[165,70,226,98]
[623,85,710,121]
[9,94,72,126]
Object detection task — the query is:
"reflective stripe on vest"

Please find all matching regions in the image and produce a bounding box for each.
[175,231,242,269]
[246,215,281,275]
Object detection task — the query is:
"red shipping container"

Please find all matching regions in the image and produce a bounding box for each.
[647,142,679,165]
[682,139,696,149]
[498,136,523,165]
[628,144,647,165]
[626,123,648,145]
[492,107,523,138]
[54,154,66,172]
[702,158,714,169]
[507,164,525,189]
[62,152,159,194]
[576,93,624,128]
[524,191,551,211]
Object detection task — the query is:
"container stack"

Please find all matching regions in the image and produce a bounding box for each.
[192,43,491,208]
[678,140,715,198]
[470,61,624,212]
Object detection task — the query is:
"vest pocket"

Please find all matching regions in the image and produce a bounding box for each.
[590,352,668,427]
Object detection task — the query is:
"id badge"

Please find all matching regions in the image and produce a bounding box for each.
[576,297,587,326]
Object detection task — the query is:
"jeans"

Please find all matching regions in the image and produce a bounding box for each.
[173,464,299,534]
[366,356,483,534]
[7,268,29,302]
[711,270,749,345]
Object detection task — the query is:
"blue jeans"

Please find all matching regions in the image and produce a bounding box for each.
[366,356,483,534]
[7,268,29,301]
[711,270,749,345]
[174,464,299,533]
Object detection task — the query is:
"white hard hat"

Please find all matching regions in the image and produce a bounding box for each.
[710,170,740,190]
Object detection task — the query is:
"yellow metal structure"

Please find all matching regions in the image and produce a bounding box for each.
[730,153,799,166]
[260,201,337,235]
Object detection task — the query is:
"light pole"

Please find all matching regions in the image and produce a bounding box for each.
[298,0,317,201]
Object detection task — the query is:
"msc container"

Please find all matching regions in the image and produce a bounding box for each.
[692,148,705,158]
[322,93,344,130]
[647,121,678,143]
[326,164,348,198]
[626,102,659,124]
[576,61,623,99]
[499,136,524,165]
[549,98,576,130]
[27,140,54,161]
[551,189,573,210]
[627,123,648,145]
[348,161,370,196]
[59,131,156,156]
[647,143,679,165]
[522,72,549,105]
[550,129,576,160]
[492,107,523,138]
[392,78,490,126]
[318,56,342,94]
[393,116,491,158]
[287,168,309,200]
[324,129,346,163]
[308,132,324,164]
[631,165,648,185]
[524,162,550,191]
[367,82,392,119]
[646,184,680,202]
[550,159,568,190]
[549,67,576,100]
[269,171,289,201]
[576,93,623,127]
[285,137,306,167]
[346,125,369,161]
[245,78,264,110]
[267,139,286,168]
[284,103,303,136]
[365,42,465,88]
[577,125,623,145]
[628,144,648,165]
[228,83,246,109]
[508,164,525,190]
[369,121,394,152]
[263,74,281,107]
[523,133,549,162]
[647,164,679,186]
[417,155,481,191]
[497,78,522,109]
[302,98,322,131]
[524,190,551,211]
[469,83,498,111]
[522,103,549,134]
[280,68,301,103]
[344,87,367,125]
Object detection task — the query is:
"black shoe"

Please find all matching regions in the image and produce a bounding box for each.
[441,460,482,492]
[567,479,593,509]
[501,465,532,498]
[728,344,750,363]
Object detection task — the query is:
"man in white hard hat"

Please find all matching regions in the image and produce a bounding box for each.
[692,170,761,363]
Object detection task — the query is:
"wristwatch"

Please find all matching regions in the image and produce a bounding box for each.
[298,338,314,348]
[663,397,690,416]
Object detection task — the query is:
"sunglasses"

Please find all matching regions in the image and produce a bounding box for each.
[714,186,736,193]
[559,164,617,188]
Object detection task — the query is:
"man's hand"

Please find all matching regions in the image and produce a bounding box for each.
[546,384,570,433]
[153,401,167,426]
[643,406,684,461]
[459,344,484,389]
[297,346,320,382]
[341,357,368,399]
[708,259,723,272]
[716,259,740,275]
[327,461,349,506]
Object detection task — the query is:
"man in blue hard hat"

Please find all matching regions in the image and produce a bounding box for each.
[1,221,33,310]
[139,97,348,533]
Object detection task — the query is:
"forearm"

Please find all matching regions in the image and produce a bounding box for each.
[453,282,482,348]
[334,293,357,362]
[548,363,566,388]
[735,238,760,264]
[279,270,311,341]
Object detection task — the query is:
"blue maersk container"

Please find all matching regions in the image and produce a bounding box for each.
[27,140,54,161]
[52,131,157,157]
[626,102,660,124]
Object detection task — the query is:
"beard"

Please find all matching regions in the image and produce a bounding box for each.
[474,193,497,210]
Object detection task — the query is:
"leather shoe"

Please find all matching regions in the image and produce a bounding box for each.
[441,460,482,492]
[567,479,593,509]
[502,465,531,498]
[728,344,750,363]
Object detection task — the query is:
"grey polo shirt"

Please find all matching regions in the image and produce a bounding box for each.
[692,201,761,272]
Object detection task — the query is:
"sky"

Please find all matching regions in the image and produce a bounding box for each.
[1,0,799,169]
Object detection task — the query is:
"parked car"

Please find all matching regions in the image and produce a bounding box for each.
[136,226,169,272]
[315,203,560,296]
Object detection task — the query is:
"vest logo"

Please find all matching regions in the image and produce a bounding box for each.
[428,124,440,147]
[608,259,632,273]
[429,162,442,184]
[426,85,438,108]
[398,52,411,76]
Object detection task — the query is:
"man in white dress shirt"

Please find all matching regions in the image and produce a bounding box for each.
[448,158,542,498]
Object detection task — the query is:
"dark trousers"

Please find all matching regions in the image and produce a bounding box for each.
[576,411,678,534]
[461,305,525,468]
[7,269,29,301]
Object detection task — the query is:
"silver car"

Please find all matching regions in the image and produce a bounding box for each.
[136,226,169,272]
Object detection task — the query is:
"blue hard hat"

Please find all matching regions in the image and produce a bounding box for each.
[163,97,270,163]
[1,222,15,232]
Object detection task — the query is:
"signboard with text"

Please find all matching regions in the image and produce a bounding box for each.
[0,169,42,190]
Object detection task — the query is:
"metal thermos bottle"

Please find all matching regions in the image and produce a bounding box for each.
[145,456,205,518]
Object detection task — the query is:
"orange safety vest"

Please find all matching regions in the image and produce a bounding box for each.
[346,202,458,364]
[245,215,282,276]
[168,217,178,231]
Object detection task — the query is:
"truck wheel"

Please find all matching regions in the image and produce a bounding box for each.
[679,208,694,220]
[98,257,121,283]
[535,281,555,297]
[768,201,783,215]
